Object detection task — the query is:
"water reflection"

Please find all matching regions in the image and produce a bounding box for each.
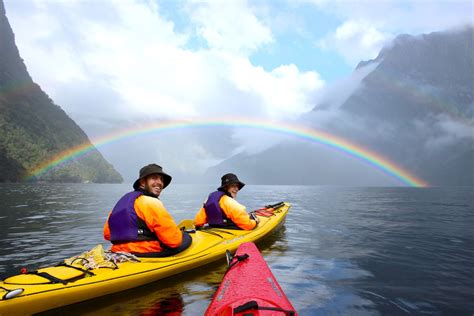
[1,184,473,314]
[39,286,185,316]
[140,294,184,316]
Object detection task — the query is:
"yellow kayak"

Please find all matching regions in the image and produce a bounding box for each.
[0,202,290,315]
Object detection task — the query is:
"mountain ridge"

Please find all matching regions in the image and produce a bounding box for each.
[206,27,474,186]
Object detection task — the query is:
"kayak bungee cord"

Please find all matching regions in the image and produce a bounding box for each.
[196,229,226,239]
[208,229,238,236]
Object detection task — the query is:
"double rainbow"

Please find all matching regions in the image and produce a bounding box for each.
[25,118,429,187]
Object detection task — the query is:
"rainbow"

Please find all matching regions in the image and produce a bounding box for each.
[24,118,429,187]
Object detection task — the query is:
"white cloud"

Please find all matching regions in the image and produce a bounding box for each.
[313,0,473,65]
[413,114,474,151]
[224,55,324,118]
[437,115,474,140]
[187,0,274,55]
[319,20,391,66]
[314,62,379,112]
[311,0,473,32]
[5,0,321,122]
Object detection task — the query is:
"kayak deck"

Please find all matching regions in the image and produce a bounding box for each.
[206,242,297,315]
[0,202,290,315]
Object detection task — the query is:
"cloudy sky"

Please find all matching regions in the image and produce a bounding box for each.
[3,0,473,182]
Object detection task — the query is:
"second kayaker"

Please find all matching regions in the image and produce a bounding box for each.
[103,163,191,257]
[194,173,258,230]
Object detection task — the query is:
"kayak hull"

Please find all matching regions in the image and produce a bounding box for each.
[206,241,297,316]
[0,203,290,315]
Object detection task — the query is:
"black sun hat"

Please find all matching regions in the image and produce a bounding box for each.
[217,173,245,191]
[133,164,172,190]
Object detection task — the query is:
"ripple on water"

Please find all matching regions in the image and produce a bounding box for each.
[395,298,438,314]
[57,209,81,215]
[24,215,47,220]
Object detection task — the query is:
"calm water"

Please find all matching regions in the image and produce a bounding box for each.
[0,184,473,315]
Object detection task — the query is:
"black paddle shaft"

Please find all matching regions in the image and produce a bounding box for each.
[265,202,285,209]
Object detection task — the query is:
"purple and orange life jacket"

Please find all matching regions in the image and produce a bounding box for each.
[108,191,158,244]
[203,190,236,227]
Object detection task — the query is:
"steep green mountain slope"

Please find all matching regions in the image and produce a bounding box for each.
[0,1,122,183]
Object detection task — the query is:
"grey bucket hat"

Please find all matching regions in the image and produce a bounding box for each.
[133,164,172,190]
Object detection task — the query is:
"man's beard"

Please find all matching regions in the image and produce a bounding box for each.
[144,184,160,198]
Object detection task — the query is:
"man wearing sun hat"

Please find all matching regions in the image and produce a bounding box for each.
[194,173,258,230]
[104,164,191,257]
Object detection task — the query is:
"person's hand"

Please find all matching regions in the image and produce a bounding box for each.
[250,212,259,224]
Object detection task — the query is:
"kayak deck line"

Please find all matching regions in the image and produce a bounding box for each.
[0,202,291,315]
[205,228,238,236]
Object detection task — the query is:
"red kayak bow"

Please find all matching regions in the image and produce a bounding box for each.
[206,242,297,315]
